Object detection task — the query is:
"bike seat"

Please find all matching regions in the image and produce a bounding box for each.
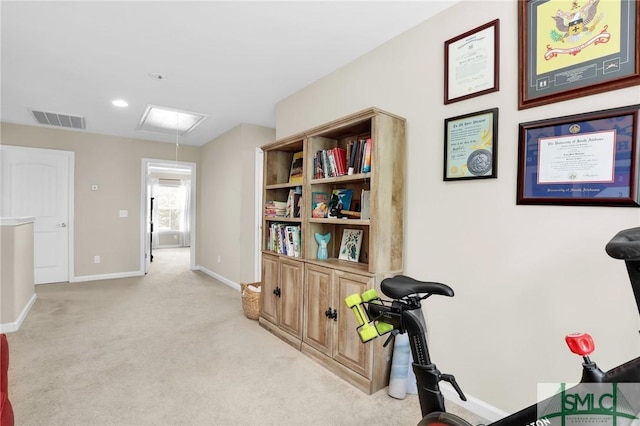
[380,275,454,299]
[606,227,640,260]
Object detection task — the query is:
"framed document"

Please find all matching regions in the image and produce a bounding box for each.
[445,19,500,104]
[517,104,640,206]
[444,108,498,181]
[518,0,640,109]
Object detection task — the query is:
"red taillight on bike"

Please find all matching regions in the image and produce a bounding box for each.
[565,333,595,356]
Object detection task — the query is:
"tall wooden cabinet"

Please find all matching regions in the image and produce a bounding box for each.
[259,108,405,394]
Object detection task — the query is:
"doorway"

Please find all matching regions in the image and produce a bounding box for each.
[141,159,196,273]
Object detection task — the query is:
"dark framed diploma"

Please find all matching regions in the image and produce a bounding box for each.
[518,0,640,109]
[445,19,500,104]
[517,104,640,206]
[444,108,498,181]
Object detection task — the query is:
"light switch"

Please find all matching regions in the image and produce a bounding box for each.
[119,210,128,218]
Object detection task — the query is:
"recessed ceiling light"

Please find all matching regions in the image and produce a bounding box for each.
[112,99,129,108]
[137,105,208,136]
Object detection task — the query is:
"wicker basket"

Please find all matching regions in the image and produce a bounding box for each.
[241,282,262,320]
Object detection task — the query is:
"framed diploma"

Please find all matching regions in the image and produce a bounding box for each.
[444,108,498,181]
[444,19,500,104]
[518,0,640,110]
[517,104,640,206]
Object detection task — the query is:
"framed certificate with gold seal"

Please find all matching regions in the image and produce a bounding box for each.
[444,108,499,181]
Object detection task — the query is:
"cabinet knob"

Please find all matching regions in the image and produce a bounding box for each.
[273,287,281,298]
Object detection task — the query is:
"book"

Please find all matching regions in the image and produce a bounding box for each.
[286,188,302,218]
[332,147,347,176]
[288,151,304,184]
[338,229,363,262]
[313,151,324,179]
[362,138,372,173]
[332,188,353,211]
[311,191,329,218]
[360,189,371,220]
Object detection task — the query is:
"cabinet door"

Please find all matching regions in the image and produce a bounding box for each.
[333,271,373,378]
[279,258,304,339]
[303,264,333,356]
[261,254,279,324]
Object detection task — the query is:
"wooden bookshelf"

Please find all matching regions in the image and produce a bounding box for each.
[259,108,405,394]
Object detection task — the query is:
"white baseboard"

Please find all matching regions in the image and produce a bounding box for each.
[71,270,144,283]
[0,293,37,333]
[441,382,509,422]
[196,266,240,291]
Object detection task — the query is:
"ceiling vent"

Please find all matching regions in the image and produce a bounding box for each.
[30,109,85,130]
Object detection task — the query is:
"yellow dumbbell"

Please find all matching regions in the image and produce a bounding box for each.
[360,289,394,335]
[344,294,378,343]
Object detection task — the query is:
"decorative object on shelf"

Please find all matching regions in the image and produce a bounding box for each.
[289,151,304,184]
[518,0,640,109]
[312,191,329,218]
[444,108,498,181]
[445,19,500,104]
[332,188,353,210]
[315,232,331,260]
[327,193,344,218]
[517,104,640,206]
[339,229,363,262]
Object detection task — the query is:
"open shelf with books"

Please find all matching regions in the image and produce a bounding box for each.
[259,107,405,395]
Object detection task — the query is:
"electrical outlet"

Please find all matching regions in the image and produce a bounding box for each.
[94,255,101,264]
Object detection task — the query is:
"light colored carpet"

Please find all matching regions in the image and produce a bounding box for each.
[7,248,486,426]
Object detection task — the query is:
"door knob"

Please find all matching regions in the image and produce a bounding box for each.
[57,222,67,228]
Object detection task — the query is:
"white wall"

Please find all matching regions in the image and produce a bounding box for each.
[276,1,640,413]
[198,123,275,286]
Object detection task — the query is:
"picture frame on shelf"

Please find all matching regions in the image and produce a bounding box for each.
[444,19,500,104]
[444,108,498,181]
[516,104,640,206]
[518,0,640,110]
[338,229,363,262]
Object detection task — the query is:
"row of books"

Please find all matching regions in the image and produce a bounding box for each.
[312,139,373,180]
[313,147,347,179]
[267,224,301,257]
[347,138,372,175]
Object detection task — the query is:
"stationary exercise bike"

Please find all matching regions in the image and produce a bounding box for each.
[346,227,640,426]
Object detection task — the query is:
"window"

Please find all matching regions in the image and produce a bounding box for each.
[156,183,185,231]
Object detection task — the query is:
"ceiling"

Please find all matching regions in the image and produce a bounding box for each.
[1,1,457,147]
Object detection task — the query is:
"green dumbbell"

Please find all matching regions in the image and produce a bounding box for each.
[344,294,378,343]
[360,289,394,336]
[361,288,379,302]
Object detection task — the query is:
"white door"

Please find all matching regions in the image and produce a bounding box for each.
[0,145,73,284]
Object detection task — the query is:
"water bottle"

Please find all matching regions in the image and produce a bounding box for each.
[388,333,410,399]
